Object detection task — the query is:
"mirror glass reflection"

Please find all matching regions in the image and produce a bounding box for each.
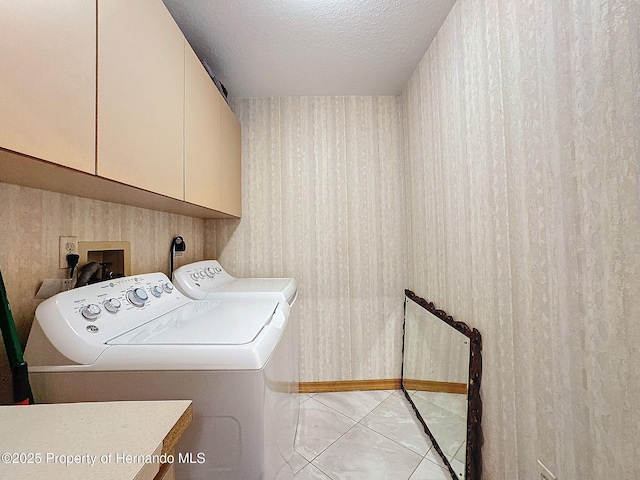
[402,291,482,480]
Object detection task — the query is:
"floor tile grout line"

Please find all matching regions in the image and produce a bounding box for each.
[406,457,424,480]
[305,392,429,469]
[450,439,466,465]
[358,392,438,458]
[296,391,400,475]
[299,390,428,459]
[309,460,339,480]
[410,391,468,420]
[354,419,432,460]
[304,419,363,478]
[295,390,456,479]
[307,420,430,480]
[295,410,361,465]
[294,395,356,463]
[310,397,375,423]
[310,389,396,423]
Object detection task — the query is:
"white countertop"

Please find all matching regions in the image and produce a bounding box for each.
[0,400,192,480]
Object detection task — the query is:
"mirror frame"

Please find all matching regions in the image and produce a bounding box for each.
[401,289,483,480]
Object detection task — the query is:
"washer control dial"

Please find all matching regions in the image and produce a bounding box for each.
[151,285,163,297]
[103,298,121,313]
[81,304,101,320]
[163,282,174,293]
[127,288,148,307]
[205,267,216,278]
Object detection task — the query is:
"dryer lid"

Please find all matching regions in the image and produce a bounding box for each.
[106,299,280,346]
[219,278,297,305]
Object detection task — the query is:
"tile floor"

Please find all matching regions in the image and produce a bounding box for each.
[291,390,465,480]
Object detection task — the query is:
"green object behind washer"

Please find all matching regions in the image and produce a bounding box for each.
[0,268,34,404]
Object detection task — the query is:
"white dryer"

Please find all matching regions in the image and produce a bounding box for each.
[172,260,297,306]
[25,272,295,480]
[172,260,300,476]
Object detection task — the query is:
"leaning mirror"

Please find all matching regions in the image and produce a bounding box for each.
[402,290,482,480]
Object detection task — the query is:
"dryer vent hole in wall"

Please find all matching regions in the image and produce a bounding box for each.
[538,459,558,480]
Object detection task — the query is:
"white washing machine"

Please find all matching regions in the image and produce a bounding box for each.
[172,260,300,477]
[25,272,296,480]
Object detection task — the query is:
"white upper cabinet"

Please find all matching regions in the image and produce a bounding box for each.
[218,102,242,217]
[0,0,96,173]
[0,0,241,218]
[184,43,242,216]
[184,43,222,210]
[97,0,184,200]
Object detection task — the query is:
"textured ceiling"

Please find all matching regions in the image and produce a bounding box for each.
[162,0,456,98]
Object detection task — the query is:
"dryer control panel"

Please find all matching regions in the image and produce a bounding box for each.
[173,260,298,306]
[172,260,236,300]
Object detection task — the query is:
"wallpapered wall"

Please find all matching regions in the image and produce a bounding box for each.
[402,0,639,478]
[0,182,205,402]
[1,0,636,477]
[206,96,407,383]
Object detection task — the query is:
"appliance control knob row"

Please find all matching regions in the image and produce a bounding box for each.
[191,270,209,280]
[127,288,148,307]
[151,285,163,297]
[81,304,101,320]
[103,298,121,313]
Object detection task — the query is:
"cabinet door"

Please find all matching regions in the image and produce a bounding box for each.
[218,102,242,217]
[184,43,221,210]
[0,0,96,173]
[97,0,184,199]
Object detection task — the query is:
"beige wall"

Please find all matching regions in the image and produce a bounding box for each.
[0,182,205,402]
[2,0,637,476]
[206,96,407,383]
[403,0,639,478]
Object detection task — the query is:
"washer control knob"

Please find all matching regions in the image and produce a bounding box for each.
[103,298,121,313]
[199,271,206,279]
[81,304,101,320]
[205,267,216,278]
[163,282,174,293]
[127,288,148,307]
[191,273,199,281]
[151,285,163,297]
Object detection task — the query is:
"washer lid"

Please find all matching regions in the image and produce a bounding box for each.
[106,299,280,346]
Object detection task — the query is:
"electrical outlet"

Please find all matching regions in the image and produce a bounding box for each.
[538,460,557,480]
[59,236,78,269]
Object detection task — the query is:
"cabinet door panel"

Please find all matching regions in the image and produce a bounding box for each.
[97,0,184,199]
[218,102,242,217]
[184,44,221,210]
[0,0,96,173]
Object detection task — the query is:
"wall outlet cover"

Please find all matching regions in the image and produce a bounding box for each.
[35,278,75,299]
[59,236,78,269]
[538,459,557,480]
[62,279,74,291]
